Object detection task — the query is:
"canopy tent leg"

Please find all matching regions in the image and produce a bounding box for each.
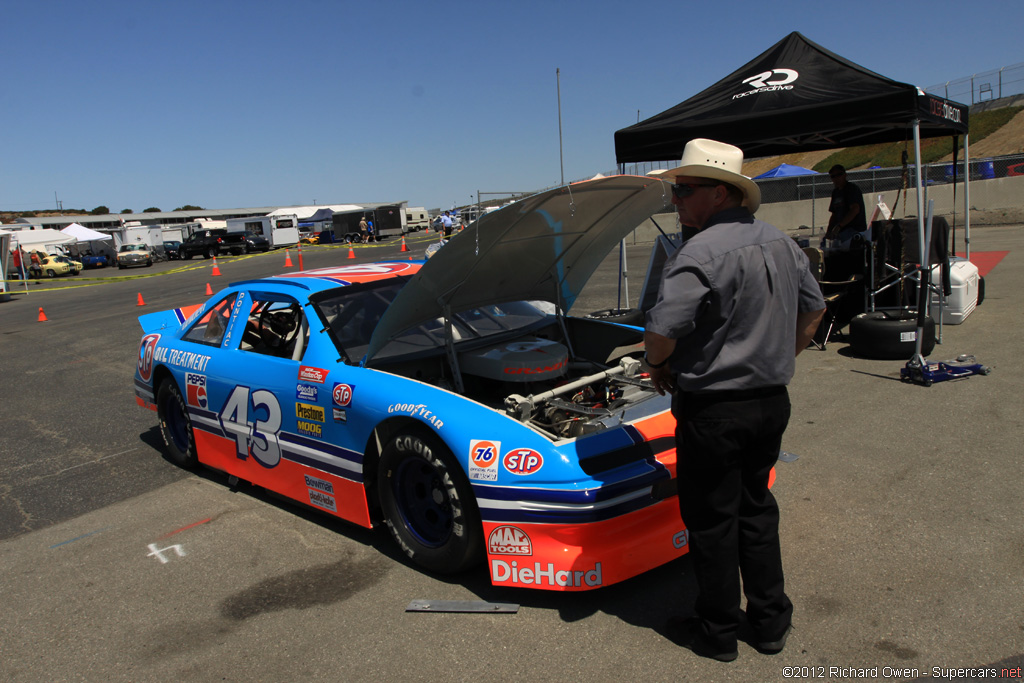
[964,134,971,259]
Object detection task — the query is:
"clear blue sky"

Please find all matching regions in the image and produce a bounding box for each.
[3,0,1022,215]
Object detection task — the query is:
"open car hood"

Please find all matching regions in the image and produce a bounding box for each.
[365,175,672,362]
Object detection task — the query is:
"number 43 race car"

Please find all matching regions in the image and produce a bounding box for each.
[134,176,697,591]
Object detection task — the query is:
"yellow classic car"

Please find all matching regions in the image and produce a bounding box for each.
[28,254,83,278]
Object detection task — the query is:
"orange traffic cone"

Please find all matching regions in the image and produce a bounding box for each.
[37,307,48,322]
[205,283,213,296]
[137,292,146,307]
[284,249,294,267]
[347,246,356,259]
[400,234,409,252]
[211,257,221,276]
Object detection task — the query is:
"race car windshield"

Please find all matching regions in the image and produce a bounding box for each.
[311,281,550,363]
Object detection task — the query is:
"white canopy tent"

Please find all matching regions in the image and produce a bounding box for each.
[61,223,112,243]
[8,228,76,251]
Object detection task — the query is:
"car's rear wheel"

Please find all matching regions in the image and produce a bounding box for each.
[46,269,56,278]
[205,247,217,259]
[156,379,198,468]
[378,429,483,574]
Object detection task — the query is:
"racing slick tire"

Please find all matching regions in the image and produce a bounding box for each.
[378,429,484,574]
[156,379,198,468]
[849,311,935,360]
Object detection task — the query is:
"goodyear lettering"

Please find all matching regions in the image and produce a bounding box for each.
[154,347,212,372]
[488,526,532,555]
[297,420,322,438]
[387,403,443,429]
[491,560,603,588]
[295,402,325,423]
[304,474,334,495]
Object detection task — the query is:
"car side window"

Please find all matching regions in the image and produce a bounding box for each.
[183,294,238,347]
[239,297,308,360]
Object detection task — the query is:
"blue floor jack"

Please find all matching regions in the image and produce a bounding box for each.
[900,202,991,386]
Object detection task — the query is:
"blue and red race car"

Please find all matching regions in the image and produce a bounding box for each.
[134,176,694,591]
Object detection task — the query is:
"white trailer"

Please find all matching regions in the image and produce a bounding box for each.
[225,214,299,248]
[405,207,430,232]
[182,219,228,238]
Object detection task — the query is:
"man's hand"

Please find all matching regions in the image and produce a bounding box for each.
[647,364,676,396]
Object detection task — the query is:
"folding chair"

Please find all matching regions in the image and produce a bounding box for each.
[803,247,862,350]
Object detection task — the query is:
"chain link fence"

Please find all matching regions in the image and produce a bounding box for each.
[755,152,1024,206]
[925,62,1024,105]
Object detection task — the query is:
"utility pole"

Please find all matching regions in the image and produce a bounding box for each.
[557,68,564,186]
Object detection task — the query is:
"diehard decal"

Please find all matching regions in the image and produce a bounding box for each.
[502,448,543,475]
[488,526,533,555]
[491,560,603,588]
[468,439,500,481]
[185,373,208,409]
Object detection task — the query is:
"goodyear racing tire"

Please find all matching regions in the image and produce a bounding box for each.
[156,379,198,468]
[849,311,936,360]
[378,429,484,574]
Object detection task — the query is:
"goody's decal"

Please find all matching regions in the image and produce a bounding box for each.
[296,383,319,402]
[186,373,208,409]
[299,365,328,384]
[502,448,543,476]
[488,526,532,556]
[469,439,500,481]
[332,383,354,407]
[138,333,161,382]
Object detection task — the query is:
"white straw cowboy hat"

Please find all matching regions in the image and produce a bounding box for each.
[659,138,761,213]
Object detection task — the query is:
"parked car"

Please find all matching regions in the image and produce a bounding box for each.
[179,229,247,259]
[117,243,153,269]
[79,253,110,269]
[29,254,83,278]
[163,241,182,260]
[133,176,709,592]
[241,232,270,254]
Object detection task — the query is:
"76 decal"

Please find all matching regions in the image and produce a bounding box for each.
[219,385,282,468]
[468,439,500,481]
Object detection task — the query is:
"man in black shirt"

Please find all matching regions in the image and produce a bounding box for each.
[825,165,866,242]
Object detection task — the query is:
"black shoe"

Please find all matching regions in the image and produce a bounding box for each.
[754,624,792,654]
[665,617,738,662]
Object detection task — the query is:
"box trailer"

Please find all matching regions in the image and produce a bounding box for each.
[225,215,299,248]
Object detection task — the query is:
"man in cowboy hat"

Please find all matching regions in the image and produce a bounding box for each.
[644,138,825,662]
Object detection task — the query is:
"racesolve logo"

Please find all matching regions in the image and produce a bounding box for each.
[298,365,328,384]
[733,68,798,99]
[488,526,533,555]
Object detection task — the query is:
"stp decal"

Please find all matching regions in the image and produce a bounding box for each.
[332,383,354,407]
[488,526,532,556]
[502,448,543,475]
[186,373,208,409]
[138,334,161,382]
[468,439,500,481]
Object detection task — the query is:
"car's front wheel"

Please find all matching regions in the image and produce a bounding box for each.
[378,429,483,574]
[156,379,198,468]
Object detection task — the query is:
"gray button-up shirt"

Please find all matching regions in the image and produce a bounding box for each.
[645,207,825,392]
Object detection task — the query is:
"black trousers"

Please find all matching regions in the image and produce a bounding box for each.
[673,386,794,650]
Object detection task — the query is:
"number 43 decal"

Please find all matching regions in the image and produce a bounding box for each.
[220,385,282,467]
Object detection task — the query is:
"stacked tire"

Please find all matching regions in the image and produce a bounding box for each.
[849,311,935,359]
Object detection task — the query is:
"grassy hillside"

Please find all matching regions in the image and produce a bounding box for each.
[813,106,1022,171]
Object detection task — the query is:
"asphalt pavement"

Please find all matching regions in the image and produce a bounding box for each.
[1,227,1021,682]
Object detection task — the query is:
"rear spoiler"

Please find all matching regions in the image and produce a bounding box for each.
[138,303,205,335]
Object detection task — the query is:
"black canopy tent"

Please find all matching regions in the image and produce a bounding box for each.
[614,32,972,257]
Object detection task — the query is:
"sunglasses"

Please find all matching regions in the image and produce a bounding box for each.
[670,182,720,199]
